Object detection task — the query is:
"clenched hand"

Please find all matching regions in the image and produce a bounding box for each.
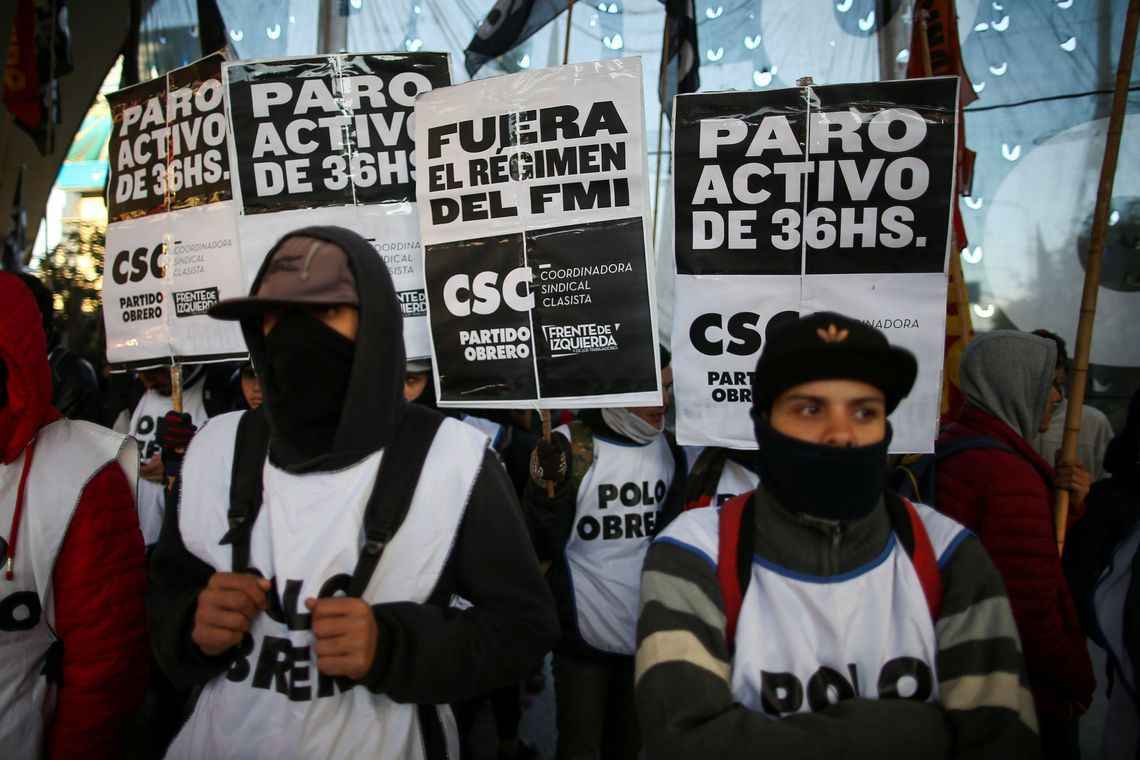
[192,572,271,656]
[306,596,379,681]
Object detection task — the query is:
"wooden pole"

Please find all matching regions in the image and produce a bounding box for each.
[541,409,555,496]
[562,0,575,66]
[170,363,183,413]
[1054,0,1140,553]
[651,14,671,238]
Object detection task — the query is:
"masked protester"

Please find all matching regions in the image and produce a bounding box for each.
[636,313,1039,760]
[524,358,683,760]
[936,331,1095,760]
[146,227,558,759]
[0,273,149,758]
[130,364,211,547]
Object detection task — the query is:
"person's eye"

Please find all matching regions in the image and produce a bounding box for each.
[854,407,882,422]
[797,404,820,417]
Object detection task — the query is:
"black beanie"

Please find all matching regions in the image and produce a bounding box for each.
[750,312,917,415]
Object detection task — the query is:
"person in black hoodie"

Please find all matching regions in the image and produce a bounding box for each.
[524,356,683,760]
[146,226,558,759]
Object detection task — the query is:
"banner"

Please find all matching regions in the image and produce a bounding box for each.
[223,53,451,360]
[671,78,959,452]
[103,52,247,369]
[416,58,661,409]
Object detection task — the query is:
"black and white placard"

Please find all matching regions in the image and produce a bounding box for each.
[416,58,661,409]
[671,78,959,453]
[103,52,247,369]
[223,53,451,359]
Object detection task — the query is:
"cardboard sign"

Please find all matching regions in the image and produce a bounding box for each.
[103,52,247,369]
[223,53,451,360]
[415,58,661,409]
[671,78,959,453]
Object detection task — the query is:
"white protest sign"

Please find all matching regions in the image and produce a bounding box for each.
[103,52,247,369]
[670,78,959,453]
[223,53,451,359]
[415,58,661,409]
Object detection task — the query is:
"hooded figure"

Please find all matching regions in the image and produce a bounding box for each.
[936,331,1094,759]
[0,273,148,759]
[636,313,1039,760]
[147,227,557,760]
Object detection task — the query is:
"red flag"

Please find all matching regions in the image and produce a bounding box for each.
[906,0,976,420]
[3,0,73,154]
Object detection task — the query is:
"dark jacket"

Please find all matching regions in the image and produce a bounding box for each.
[524,408,685,659]
[937,404,1095,718]
[146,227,558,716]
[47,345,102,423]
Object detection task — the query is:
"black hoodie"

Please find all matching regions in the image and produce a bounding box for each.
[147,226,558,722]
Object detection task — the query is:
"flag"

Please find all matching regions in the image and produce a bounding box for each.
[3,166,28,272]
[658,0,699,122]
[3,0,74,154]
[906,0,975,420]
[464,0,570,79]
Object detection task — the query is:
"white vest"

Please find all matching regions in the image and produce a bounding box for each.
[167,412,488,760]
[711,459,760,507]
[0,419,136,759]
[659,501,967,714]
[562,425,675,655]
[130,383,208,545]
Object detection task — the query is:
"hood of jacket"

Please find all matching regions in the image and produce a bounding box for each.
[239,226,408,473]
[0,273,60,463]
[959,330,1056,442]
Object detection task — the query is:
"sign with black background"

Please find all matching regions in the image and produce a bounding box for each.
[416,57,661,408]
[670,78,959,454]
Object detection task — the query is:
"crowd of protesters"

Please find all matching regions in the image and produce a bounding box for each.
[2,226,1139,760]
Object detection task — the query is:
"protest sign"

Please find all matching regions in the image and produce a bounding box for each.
[415,58,661,409]
[671,78,959,452]
[103,52,247,369]
[223,53,451,359]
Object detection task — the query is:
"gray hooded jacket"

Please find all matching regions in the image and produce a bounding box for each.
[959,331,1057,441]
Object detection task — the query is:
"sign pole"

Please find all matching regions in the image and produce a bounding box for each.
[1054,0,1140,553]
[562,0,575,66]
[170,362,183,413]
[652,14,671,238]
[541,409,555,497]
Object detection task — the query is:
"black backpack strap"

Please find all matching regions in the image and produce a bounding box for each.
[883,491,917,557]
[220,408,271,573]
[347,404,446,598]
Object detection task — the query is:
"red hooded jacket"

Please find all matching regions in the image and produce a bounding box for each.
[936,404,1095,720]
[0,273,149,758]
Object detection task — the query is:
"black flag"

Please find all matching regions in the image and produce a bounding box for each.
[464,0,570,79]
[658,0,699,122]
[3,166,27,272]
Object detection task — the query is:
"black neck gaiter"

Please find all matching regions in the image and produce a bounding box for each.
[262,310,355,466]
[755,417,891,522]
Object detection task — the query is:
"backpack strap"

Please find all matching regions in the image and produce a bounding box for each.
[222,408,271,573]
[717,491,756,651]
[567,420,595,491]
[347,404,445,598]
[685,447,729,510]
[883,492,943,620]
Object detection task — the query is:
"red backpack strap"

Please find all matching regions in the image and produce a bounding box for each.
[717,492,753,650]
[900,497,944,621]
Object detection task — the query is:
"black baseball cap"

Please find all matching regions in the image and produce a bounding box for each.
[751,311,917,414]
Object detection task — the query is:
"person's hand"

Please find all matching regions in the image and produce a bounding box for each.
[192,573,271,656]
[306,597,379,681]
[530,437,568,486]
[140,454,165,483]
[157,411,197,479]
[1055,459,1091,506]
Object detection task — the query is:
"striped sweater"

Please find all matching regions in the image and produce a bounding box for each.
[635,488,1040,760]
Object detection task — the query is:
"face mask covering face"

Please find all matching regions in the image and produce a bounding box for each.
[754,417,892,521]
[602,407,664,445]
[262,309,355,464]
